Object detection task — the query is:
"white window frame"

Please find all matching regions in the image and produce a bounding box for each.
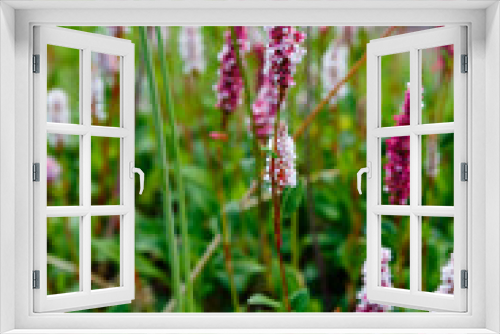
[366,26,467,312]
[33,26,136,313]
[0,1,499,333]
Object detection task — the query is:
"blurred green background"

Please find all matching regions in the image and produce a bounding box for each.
[45,26,455,312]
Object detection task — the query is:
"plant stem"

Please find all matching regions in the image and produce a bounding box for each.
[155,27,194,312]
[138,27,182,312]
[291,211,299,270]
[217,145,240,312]
[230,27,272,284]
[304,26,331,311]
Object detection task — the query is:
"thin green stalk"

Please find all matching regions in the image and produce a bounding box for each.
[138,27,182,312]
[155,27,194,312]
[217,145,240,312]
[291,211,298,270]
[230,27,272,284]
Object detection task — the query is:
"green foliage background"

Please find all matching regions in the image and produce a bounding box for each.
[45,26,454,312]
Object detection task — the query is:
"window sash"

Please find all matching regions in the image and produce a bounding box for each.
[366,26,467,312]
[33,26,136,313]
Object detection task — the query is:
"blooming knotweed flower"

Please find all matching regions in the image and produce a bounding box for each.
[383,86,410,205]
[179,27,205,74]
[215,27,249,116]
[356,248,393,312]
[47,156,61,183]
[265,26,306,93]
[251,27,306,140]
[264,122,297,193]
[436,253,454,295]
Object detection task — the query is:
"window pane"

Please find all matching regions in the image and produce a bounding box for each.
[421,133,454,206]
[421,45,454,124]
[91,137,121,205]
[47,217,80,295]
[47,45,80,124]
[381,136,410,205]
[47,134,80,206]
[381,215,410,290]
[91,216,120,290]
[380,52,410,127]
[91,52,121,127]
[421,217,454,294]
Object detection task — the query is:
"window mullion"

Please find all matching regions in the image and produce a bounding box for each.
[82,47,92,294]
[409,47,420,294]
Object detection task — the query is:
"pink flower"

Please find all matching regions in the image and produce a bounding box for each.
[215,27,249,115]
[265,26,306,92]
[356,248,393,312]
[251,27,306,140]
[383,86,410,205]
[432,45,454,73]
[264,122,297,193]
[47,156,61,183]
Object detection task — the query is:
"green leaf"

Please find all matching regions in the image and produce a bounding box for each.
[247,293,282,310]
[282,179,305,219]
[290,288,310,312]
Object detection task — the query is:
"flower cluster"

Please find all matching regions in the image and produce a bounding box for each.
[383,86,410,205]
[322,40,349,103]
[179,27,206,74]
[264,122,297,193]
[265,26,306,93]
[251,27,306,139]
[356,248,393,312]
[436,253,454,295]
[214,27,249,117]
[47,89,71,147]
[47,156,61,183]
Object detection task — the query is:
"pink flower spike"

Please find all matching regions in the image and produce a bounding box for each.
[215,26,249,116]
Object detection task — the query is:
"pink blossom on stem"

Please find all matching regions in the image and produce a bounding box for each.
[47,156,61,183]
[265,26,306,92]
[215,27,249,116]
[264,122,297,194]
[383,86,410,205]
[251,26,306,140]
[356,248,393,312]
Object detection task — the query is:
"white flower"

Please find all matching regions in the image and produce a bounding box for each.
[264,122,297,193]
[47,88,70,124]
[425,134,441,178]
[47,89,71,147]
[322,40,349,103]
[179,26,205,74]
[356,247,393,312]
[436,253,454,295]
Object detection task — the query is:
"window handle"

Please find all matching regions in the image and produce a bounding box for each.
[357,162,372,195]
[129,162,144,195]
